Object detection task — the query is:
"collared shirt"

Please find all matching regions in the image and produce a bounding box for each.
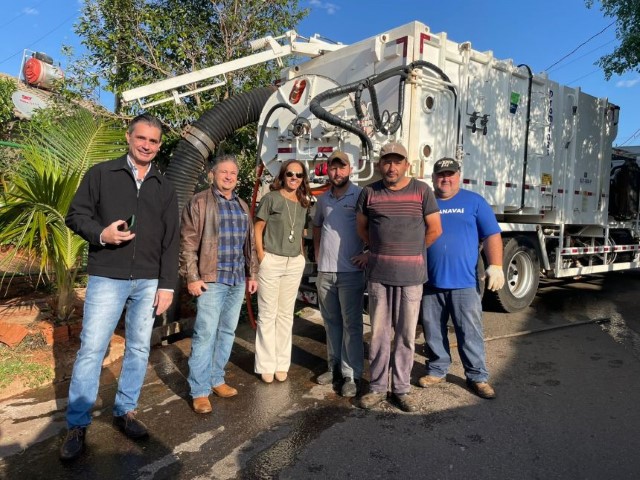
[125,156,173,293]
[98,155,150,247]
[313,182,364,273]
[215,189,248,286]
[127,155,151,190]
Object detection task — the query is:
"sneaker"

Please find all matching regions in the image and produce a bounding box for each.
[59,426,86,461]
[467,380,496,399]
[260,373,274,384]
[113,411,149,439]
[316,371,335,385]
[418,375,446,388]
[358,391,386,410]
[275,371,288,382]
[340,378,359,398]
[393,393,419,413]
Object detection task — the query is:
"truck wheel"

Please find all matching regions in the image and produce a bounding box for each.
[499,237,540,311]
[487,236,540,312]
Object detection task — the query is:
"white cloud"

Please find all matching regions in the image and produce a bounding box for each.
[309,0,339,15]
[22,7,39,15]
[616,78,640,88]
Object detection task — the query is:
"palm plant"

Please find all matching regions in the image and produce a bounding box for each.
[0,108,127,321]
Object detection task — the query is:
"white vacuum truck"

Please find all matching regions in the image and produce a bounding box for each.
[124,21,637,313]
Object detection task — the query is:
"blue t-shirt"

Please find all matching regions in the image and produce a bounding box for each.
[427,189,501,289]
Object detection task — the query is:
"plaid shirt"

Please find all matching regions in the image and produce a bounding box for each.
[215,189,248,286]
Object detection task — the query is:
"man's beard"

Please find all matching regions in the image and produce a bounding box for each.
[330,177,349,188]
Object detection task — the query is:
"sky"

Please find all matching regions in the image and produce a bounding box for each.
[0,0,638,147]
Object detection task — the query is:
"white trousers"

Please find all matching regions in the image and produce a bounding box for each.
[255,252,305,374]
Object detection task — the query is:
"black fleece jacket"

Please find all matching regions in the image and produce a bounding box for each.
[65,155,180,289]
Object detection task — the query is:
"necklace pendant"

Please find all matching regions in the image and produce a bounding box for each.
[288,230,295,243]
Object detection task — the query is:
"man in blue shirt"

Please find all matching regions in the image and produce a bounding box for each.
[313,151,365,397]
[420,157,504,399]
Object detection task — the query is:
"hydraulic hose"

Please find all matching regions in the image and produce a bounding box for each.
[309,60,456,156]
[165,86,277,211]
[517,64,533,210]
[255,102,299,169]
[309,81,375,156]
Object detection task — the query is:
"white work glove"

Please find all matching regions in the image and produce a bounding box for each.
[485,265,505,291]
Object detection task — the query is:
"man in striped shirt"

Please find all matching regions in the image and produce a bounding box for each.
[356,142,442,412]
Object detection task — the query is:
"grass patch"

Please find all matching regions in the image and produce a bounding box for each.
[0,336,53,389]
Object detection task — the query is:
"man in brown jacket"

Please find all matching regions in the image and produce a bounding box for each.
[180,154,258,414]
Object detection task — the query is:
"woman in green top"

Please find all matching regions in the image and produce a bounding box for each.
[254,160,311,383]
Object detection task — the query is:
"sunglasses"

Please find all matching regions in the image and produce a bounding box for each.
[285,171,304,179]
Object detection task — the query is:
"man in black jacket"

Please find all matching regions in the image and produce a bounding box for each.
[60,113,180,461]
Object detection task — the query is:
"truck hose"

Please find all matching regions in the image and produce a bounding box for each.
[165,86,277,211]
[309,60,456,156]
[309,81,375,156]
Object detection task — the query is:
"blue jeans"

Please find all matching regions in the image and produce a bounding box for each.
[316,271,365,379]
[368,282,422,394]
[188,282,245,398]
[66,276,158,428]
[421,286,488,382]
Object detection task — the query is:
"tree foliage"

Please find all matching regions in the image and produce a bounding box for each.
[74,0,307,131]
[587,0,640,79]
[0,78,16,127]
[0,109,127,320]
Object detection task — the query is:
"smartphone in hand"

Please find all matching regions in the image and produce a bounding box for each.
[117,215,136,232]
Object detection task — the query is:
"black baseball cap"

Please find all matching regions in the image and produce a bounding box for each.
[433,158,461,174]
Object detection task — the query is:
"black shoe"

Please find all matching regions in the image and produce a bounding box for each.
[59,427,86,461]
[113,411,149,439]
[393,393,419,413]
[340,378,360,398]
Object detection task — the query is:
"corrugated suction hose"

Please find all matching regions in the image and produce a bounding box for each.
[165,86,277,211]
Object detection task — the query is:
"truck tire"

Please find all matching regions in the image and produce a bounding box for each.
[486,236,540,312]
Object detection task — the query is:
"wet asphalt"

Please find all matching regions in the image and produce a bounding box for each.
[1,271,640,479]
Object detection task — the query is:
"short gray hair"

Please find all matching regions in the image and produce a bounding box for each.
[209,154,238,172]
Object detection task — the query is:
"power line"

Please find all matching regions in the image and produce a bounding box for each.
[0,0,48,29]
[619,127,640,146]
[547,39,615,74]
[0,13,76,67]
[566,68,602,85]
[544,20,615,71]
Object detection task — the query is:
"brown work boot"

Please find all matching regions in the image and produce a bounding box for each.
[467,380,496,399]
[358,391,386,410]
[393,393,420,413]
[192,396,213,414]
[212,384,238,398]
[418,375,446,388]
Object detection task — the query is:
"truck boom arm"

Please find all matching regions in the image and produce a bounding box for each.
[121,30,345,109]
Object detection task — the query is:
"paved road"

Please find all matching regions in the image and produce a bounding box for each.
[1,272,640,479]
